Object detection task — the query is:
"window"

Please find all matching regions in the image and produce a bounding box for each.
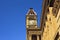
[56,0,60,3]
[47,8,49,13]
[57,15,60,22]
[49,18,51,21]
[39,35,41,40]
[57,25,60,35]
[50,0,55,7]
[32,35,37,40]
[54,32,59,40]
[52,8,56,15]
[47,25,49,31]
[43,28,44,31]
[45,16,47,21]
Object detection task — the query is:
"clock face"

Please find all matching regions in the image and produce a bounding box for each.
[29,20,34,25]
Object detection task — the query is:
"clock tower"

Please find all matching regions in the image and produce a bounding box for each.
[26,8,41,40]
[26,8,37,29]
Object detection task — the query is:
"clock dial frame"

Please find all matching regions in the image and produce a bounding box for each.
[29,20,34,25]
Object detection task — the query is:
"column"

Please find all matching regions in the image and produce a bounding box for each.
[29,35,31,40]
[37,35,39,40]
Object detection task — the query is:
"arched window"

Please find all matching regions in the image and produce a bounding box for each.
[50,0,55,7]
[54,32,59,40]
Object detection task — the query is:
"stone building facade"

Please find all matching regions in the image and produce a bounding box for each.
[40,0,60,40]
[26,0,60,40]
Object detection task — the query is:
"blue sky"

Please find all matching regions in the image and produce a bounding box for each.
[0,0,42,40]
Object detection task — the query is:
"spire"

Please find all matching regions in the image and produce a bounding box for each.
[26,8,37,15]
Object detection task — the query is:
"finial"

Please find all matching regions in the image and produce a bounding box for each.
[30,8,33,9]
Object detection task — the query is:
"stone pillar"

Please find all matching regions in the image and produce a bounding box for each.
[37,35,39,40]
[29,35,31,40]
